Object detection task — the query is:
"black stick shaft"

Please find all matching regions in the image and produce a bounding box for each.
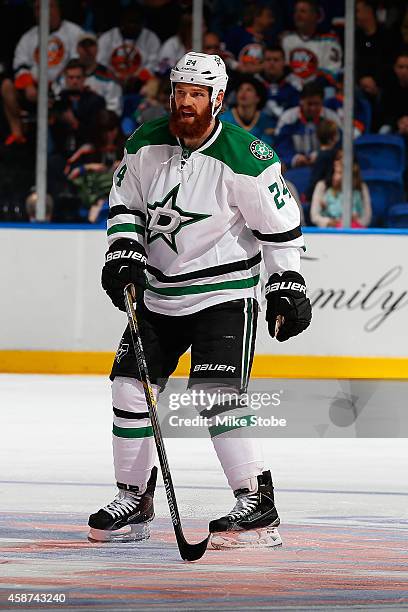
[123,284,209,561]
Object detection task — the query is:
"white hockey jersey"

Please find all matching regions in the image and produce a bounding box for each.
[97,27,160,82]
[281,31,342,85]
[13,20,83,87]
[107,117,304,316]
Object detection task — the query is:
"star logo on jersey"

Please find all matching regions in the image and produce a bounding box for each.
[250,140,275,160]
[147,184,211,253]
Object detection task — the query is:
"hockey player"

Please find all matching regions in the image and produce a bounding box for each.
[88,52,312,549]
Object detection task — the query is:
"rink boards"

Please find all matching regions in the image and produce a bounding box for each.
[1,226,408,379]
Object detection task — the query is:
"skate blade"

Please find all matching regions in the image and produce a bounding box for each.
[88,522,151,543]
[210,526,282,550]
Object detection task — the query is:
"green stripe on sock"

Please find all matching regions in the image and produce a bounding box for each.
[107,223,145,237]
[209,414,254,438]
[147,274,259,296]
[113,424,153,438]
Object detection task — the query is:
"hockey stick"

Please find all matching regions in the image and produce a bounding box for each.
[123,284,210,561]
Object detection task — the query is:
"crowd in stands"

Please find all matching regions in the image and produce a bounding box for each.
[0,0,407,227]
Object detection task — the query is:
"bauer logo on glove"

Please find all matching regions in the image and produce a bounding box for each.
[265,280,307,295]
[102,239,147,311]
[265,271,312,342]
[106,250,147,265]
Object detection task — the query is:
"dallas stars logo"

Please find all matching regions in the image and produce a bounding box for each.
[147,184,211,253]
[249,140,275,160]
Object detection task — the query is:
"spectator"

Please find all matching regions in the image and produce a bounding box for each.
[310,152,372,228]
[53,33,123,116]
[281,0,342,89]
[97,5,160,92]
[51,59,105,156]
[221,76,274,144]
[324,78,371,137]
[202,31,237,73]
[157,13,193,75]
[64,109,125,223]
[379,50,408,135]
[355,0,394,96]
[275,81,340,168]
[13,0,83,105]
[305,119,340,200]
[400,7,408,46]
[211,0,246,39]
[8,0,83,148]
[1,77,26,145]
[142,0,182,43]
[259,45,300,127]
[224,4,275,75]
[0,1,33,145]
[133,76,171,126]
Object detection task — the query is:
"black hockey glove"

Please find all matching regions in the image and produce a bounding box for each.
[101,239,147,311]
[265,271,312,342]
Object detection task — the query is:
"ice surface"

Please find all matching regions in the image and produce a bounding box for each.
[1,374,407,610]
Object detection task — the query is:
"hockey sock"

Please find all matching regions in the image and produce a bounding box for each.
[111,376,158,489]
[212,431,264,492]
[190,384,264,492]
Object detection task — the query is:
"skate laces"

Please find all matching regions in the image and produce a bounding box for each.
[227,492,259,521]
[102,490,142,519]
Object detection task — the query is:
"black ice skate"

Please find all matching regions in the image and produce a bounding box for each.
[88,466,157,542]
[209,470,282,549]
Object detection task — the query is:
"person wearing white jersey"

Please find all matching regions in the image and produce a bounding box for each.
[88,52,312,549]
[281,0,342,89]
[97,5,160,91]
[13,0,83,101]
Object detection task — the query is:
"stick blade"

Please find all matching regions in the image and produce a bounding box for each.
[176,532,210,562]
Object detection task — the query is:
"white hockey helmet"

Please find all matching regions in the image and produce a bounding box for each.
[170,52,228,117]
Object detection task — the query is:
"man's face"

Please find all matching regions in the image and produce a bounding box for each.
[35,0,61,29]
[300,94,323,120]
[263,50,285,79]
[203,33,221,55]
[254,8,274,32]
[394,56,408,86]
[65,68,85,92]
[77,41,97,66]
[294,2,318,34]
[237,83,260,108]
[356,2,373,27]
[170,83,214,139]
[120,11,142,39]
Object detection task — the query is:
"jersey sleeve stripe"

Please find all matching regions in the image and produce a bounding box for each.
[147,252,262,283]
[252,226,302,243]
[107,223,145,237]
[108,205,146,222]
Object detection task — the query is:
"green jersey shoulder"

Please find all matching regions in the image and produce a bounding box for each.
[124,116,280,178]
[202,121,280,177]
[125,116,177,155]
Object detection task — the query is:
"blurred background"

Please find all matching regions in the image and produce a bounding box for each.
[1,0,408,227]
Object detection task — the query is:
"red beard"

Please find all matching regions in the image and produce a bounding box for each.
[169,100,213,140]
